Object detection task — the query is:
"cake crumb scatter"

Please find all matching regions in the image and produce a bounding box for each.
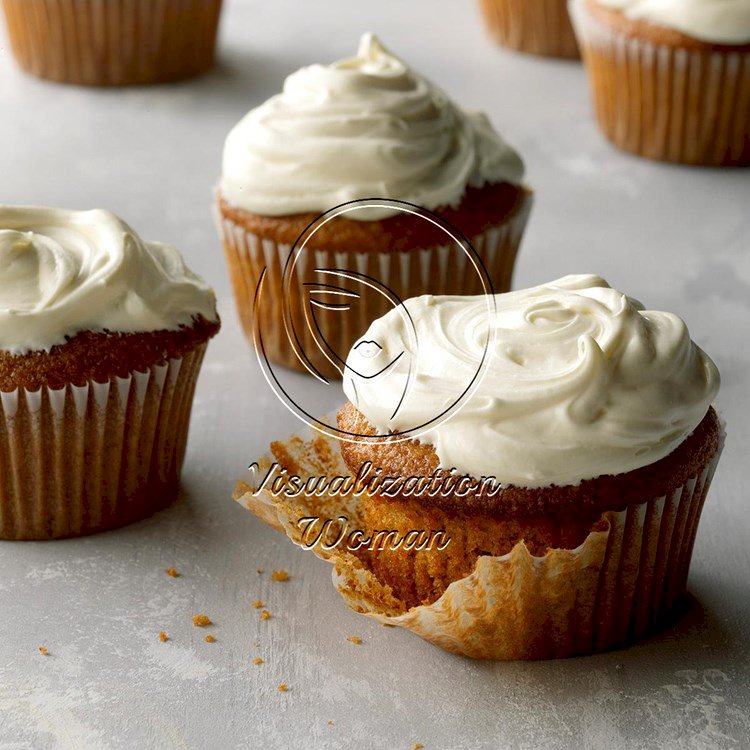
[204,635,216,643]
[253,657,263,665]
[256,568,264,574]
[260,609,271,620]
[252,600,264,609]
[38,646,48,656]
[412,744,424,749]
[326,721,334,726]
[165,568,179,578]
[192,614,211,627]
[347,636,362,645]
[159,631,168,642]
[278,684,289,692]
[271,569,289,582]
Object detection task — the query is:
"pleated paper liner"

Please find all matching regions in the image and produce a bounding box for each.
[1,0,223,86]
[570,0,750,166]
[214,192,533,379]
[235,420,723,660]
[0,343,207,540]
[479,0,579,59]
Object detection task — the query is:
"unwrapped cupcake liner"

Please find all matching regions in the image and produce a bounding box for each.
[0,344,207,540]
[214,193,533,377]
[235,419,723,660]
[570,0,750,165]
[1,0,223,86]
[479,0,579,59]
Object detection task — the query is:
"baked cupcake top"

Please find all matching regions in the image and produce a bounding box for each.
[0,206,218,355]
[221,33,524,221]
[594,0,750,43]
[343,274,720,487]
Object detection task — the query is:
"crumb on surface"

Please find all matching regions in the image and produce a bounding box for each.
[256,568,264,574]
[278,684,289,692]
[326,721,334,726]
[38,646,48,656]
[412,744,425,749]
[347,636,362,645]
[260,609,271,620]
[204,635,216,643]
[252,600,264,609]
[252,641,259,648]
[165,568,179,578]
[192,614,211,627]
[271,569,289,582]
[253,657,263,665]
[159,631,168,642]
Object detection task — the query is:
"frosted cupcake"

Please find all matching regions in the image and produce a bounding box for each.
[479,0,580,58]
[216,34,532,378]
[2,0,223,86]
[336,275,722,658]
[0,206,219,540]
[570,0,750,165]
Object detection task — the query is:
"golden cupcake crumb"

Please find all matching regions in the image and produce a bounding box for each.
[412,744,424,750]
[253,657,263,665]
[257,568,264,574]
[159,631,168,642]
[165,568,180,578]
[252,600,264,609]
[278,684,289,692]
[271,569,289,582]
[326,721,334,726]
[260,609,271,620]
[347,636,362,645]
[192,614,211,627]
[38,646,48,656]
[205,635,216,643]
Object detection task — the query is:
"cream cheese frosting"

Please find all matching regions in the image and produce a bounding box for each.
[221,33,524,221]
[343,274,720,487]
[0,206,218,355]
[595,0,750,44]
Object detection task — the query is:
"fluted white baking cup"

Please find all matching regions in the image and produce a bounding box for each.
[480,0,579,58]
[214,193,533,376]
[570,0,750,165]
[235,420,723,660]
[0,344,207,540]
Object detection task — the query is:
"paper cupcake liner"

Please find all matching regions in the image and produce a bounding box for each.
[214,193,533,378]
[479,0,579,59]
[234,419,723,660]
[1,0,223,86]
[570,0,750,165]
[0,344,207,540]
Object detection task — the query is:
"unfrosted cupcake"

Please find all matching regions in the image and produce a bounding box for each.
[479,0,580,58]
[1,0,223,86]
[0,206,220,540]
[215,34,532,379]
[337,275,722,658]
[570,0,750,165]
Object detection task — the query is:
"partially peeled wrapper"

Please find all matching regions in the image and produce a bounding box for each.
[234,418,723,660]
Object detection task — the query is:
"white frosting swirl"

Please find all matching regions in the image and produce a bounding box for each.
[221,34,524,221]
[343,275,719,487]
[0,206,218,355]
[595,0,750,44]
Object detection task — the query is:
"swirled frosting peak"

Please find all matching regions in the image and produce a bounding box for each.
[221,33,524,220]
[595,0,750,44]
[343,275,720,487]
[0,206,218,354]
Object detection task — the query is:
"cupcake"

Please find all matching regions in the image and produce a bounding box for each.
[1,0,223,86]
[333,274,722,657]
[0,206,220,540]
[478,0,580,58]
[570,0,750,165]
[215,34,532,379]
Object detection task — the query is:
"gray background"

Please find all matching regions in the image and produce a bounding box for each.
[1,1,748,748]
